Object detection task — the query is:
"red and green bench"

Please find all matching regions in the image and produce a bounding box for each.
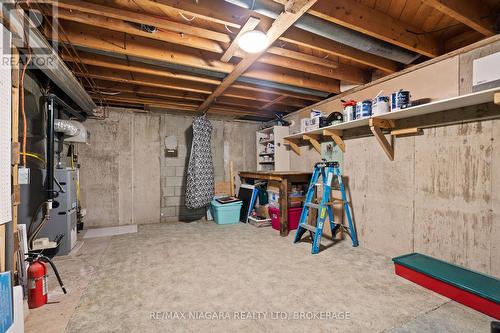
[393,253,500,319]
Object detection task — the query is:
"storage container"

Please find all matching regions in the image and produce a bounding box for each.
[210,199,243,225]
[268,206,302,231]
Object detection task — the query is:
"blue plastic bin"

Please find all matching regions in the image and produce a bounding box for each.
[210,199,243,225]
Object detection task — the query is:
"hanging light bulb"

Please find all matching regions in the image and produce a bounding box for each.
[237,30,269,54]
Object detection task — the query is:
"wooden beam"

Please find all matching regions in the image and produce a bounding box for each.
[50,22,335,93]
[73,68,215,94]
[267,46,338,68]
[62,52,221,85]
[130,0,401,72]
[221,17,261,62]
[50,4,364,83]
[49,7,224,53]
[369,118,395,161]
[370,118,395,129]
[49,0,231,43]
[134,0,243,28]
[421,0,495,37]
[370,125,394,161]
[495,93,500,106]
[322,129,345,152]
[94,94,272,117]
[281,29,400,73]
[391,127,423,137]
[85,82,207,102]
[199,0,319,112]
[284,138,301,155]
[260,96,287,110]
[230,83,320,102]
[250,52,369,84]
[276,0,441,57]
[302,134,321,153]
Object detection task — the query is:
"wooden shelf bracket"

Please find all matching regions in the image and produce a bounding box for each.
[322,129,345,152]
[495,92,500,106]
[369,118,395,161]
[302,134,321,153]
[284,138,301,155]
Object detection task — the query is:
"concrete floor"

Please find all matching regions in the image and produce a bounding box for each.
[25,221,494,332]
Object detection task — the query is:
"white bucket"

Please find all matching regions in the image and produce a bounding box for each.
[372,96,390,115]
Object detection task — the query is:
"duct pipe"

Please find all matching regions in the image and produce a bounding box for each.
[54,119,80,137]
[224,0,420,64]
[1,2,97,113]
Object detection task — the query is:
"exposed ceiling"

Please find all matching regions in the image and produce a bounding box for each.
[27,0,499,119]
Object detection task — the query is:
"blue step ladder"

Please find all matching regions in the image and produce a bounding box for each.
[294,161,358,254]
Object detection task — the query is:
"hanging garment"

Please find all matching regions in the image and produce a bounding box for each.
[185,115,215,209]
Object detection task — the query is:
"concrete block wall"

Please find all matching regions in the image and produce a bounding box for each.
[159,114,258,222]
[79,110,259,227]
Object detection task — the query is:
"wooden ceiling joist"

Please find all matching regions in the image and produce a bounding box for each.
[50,22,337,93]
[221,17,261,62]
[198,0,319,112]
[281,29,400,73]
[74,68,215,94]
[48,0,231,43]
[52,9,365,84]
[48,0,388,80]
[276,0,442,58]
[260,96,288,110]
[49,7,224,53]
[421,0,496,37]
[85,82,207,103]
[62,52,221,85]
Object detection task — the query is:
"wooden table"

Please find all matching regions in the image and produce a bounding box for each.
[239,171,311,236]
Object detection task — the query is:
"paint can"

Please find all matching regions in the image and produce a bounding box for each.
[355,101,363,119]
[361,100,372,118]
[391,90,411,111]
[342,100,357,122]
[372,96,390,115]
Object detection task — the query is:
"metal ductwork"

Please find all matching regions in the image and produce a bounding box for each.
[1,2,97,114]
[54,119,80,137]
[225,0,420,64]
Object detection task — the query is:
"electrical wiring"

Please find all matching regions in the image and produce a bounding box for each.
[21,152,46,166]
[179,12,196,22]
[225,24,235,34]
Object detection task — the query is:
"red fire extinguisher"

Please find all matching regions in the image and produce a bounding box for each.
[28,260,48,308]
[26,253,67,309]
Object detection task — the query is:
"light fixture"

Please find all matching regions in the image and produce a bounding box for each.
[237,30,269,54]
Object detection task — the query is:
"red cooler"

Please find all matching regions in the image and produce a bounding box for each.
[268,206,302,231]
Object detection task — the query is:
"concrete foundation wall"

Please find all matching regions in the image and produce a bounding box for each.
[285,38,500,277]
[79,110,258,227]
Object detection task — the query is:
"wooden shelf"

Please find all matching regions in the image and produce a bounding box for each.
[284,87,500,159]
[376,87,500,121]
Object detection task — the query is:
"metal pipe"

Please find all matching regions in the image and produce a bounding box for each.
[54,119,80,137]
[46,96,55,201]
[224,0,420,64]
[1,2,97,113]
